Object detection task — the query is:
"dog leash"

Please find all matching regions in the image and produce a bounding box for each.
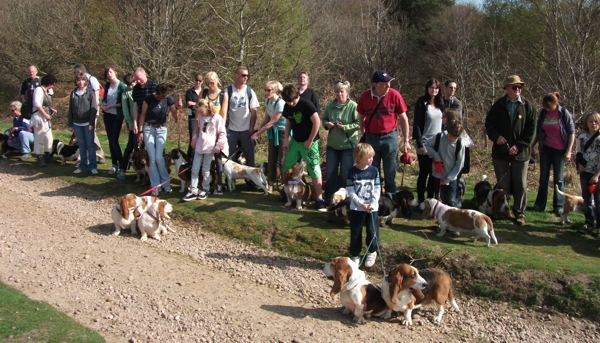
[358,208,386,275]
[138,166,191,196]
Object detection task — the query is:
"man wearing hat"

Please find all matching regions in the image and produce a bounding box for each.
[357,70,410,194]
[485,75,537,225]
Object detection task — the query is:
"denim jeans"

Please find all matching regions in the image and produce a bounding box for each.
[416,153,434,202]
[349,210,380,257]
[8,131,34,153]
[103,114,123,167]
[365,131,398,193]
[580,172,600,228]
[143,125,171,191]
[73,125,96,171]
[122,130,136,169]
[190,152,213,193]
[533,146,565,211]
[324,146,354,202]
[431,175,458,207]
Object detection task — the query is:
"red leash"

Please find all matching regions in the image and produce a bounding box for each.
[138,166,191,196]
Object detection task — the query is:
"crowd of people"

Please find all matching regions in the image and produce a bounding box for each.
[5,65,600,257]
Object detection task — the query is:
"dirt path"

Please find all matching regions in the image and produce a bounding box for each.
[0,162,598,343]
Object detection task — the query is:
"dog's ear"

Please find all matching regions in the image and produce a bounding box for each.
[411,289,425,301]
[330,258,349,296]
[120,197,130,220]
[158,201,166,219]
[387,268,402,304]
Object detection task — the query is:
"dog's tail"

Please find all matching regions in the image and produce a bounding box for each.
[326,198,351,212]
[483,215,498,245]
[555,184,566,197]
[480,174,487,182]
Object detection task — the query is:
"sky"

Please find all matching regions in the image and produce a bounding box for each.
[457,0,484,7]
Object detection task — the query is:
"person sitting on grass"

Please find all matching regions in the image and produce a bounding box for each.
[183,99,227,201]
[424,118,465,207]
[5,101,34,161]
[346,143,381,268]
[576,112,600,236]
[280,84,326,210]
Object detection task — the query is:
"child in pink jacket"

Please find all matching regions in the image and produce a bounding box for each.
[183,99,228,201]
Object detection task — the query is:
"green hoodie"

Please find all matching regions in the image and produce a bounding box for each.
[322,99,359,150]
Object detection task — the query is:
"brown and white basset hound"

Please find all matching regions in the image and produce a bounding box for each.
[130,148,150,186]
[324,187,350,224]
[382,264,460,325]
[111,194,159,236]
[222,158,269,195]
[283,161,315,210]
[555,185,585,225]
[133,199,176,241]
[421,198,499,247]
[474,175,511,219]
[323,257,387,324]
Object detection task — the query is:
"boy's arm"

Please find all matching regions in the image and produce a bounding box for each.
[445,145,465,184]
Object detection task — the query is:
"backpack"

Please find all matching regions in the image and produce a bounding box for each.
[21,77,40,119]
[201,88,224,106]
[433,132,470,174]
[225,84,253,106]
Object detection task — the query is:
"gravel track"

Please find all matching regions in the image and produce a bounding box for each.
[0,162,599,342]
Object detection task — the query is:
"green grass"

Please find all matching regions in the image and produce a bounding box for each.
[3,118,600,320]
[0,282,104,342]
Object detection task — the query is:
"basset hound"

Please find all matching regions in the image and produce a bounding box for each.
[133,199,176,242]
[382,264,460,325]
[111,194,158,236]
[555,185,585,225]
[223,158,269,195]
[474,175,511,219]
[283,161,315,210]
[421,198,499,247]
[323,188,350,224]
[323,257,387,324]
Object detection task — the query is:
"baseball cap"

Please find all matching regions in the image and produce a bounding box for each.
[372,70,394,83]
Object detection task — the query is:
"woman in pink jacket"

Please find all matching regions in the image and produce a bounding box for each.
[183,99,228,201]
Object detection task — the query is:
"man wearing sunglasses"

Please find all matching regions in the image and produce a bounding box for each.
[485,75,537,225]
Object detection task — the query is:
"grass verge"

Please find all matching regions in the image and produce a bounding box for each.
[0,281,104,342]
[2,120,600,321]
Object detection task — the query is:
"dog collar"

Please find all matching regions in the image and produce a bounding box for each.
[433,200,444,219]
[147,211,161,222]
[287,180,305,186]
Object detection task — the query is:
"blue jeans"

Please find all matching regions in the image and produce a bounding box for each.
[533,146,565,211]
[8,131,34,153]
[73,125,96,171]
[365,131,398,193]
[580,172,600,228]
[103,114,123,167]
[143,125,171,191]
[324,146,354,202]
[431,175,458,207]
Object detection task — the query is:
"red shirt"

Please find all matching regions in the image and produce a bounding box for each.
[542,108,565,150]
[357,88,407,134]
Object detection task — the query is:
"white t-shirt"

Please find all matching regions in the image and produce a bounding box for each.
[227,85,259,131]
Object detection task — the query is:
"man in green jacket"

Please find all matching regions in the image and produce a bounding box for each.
[485,75,537,225]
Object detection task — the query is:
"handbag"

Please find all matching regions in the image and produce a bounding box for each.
[359,94,386,143]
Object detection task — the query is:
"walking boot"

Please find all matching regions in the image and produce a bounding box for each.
[37,155,46,167]
[43,152,53,163]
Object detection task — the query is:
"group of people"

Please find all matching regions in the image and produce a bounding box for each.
[6,65,600,261]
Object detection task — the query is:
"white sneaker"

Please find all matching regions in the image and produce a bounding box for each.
[91,169,98,175]
[267,185,273,194]
[107,166,117,174]
[20,154,31,161]
[197,190,208,200]
[73,168,85,174]
[364,251,377,268]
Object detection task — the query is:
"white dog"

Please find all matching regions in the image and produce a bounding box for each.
[133,200,176,241]
[222,158,269,195]
[111,193,148,236]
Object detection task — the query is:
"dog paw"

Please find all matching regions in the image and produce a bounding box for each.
[436,232,445,237]
[154,235,161,241]
[284,202,292,207]
[353,316,366,325]
[111,230,121,236]
[401,319,413,326]
[140,236,148,242]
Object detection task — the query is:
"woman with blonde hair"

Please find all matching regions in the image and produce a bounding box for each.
[202,71,226,194]
[251,80,285,193]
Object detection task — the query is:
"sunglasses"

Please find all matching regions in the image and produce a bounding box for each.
[240,74,249,78]
[203,122,209,133]
[335,80,348,85]
[511,85,523,90]
[195,79,203,83]
[264,88,272,92]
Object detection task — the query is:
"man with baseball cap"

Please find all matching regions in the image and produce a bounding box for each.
[357,70,410,194]
[485,75,537,225]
